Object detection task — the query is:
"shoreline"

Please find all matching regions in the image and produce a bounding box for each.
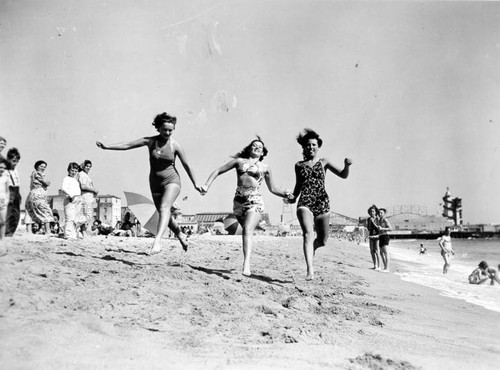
[1,234,499,369]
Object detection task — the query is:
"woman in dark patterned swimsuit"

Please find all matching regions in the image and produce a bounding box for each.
[97,112,203,255]
[289,129,352,280]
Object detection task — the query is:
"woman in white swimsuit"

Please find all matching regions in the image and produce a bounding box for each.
[202,137,291,276]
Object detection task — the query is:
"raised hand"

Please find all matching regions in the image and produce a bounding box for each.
[344,158,353,166]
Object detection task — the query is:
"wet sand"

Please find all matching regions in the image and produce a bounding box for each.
[1,233,499,369]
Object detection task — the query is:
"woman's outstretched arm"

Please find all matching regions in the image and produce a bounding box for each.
[288,163,303,204]
[203,158,239,192]
[174,141,203,192]
[96,137,149,151]
[264,166,290,198]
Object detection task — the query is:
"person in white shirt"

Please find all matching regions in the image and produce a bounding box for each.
[61,162,84,239]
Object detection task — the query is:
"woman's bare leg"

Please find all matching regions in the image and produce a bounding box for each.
[150,184,181,255]
[370,239,380,269]
[313,212,330,254]
[167,216,188,251]
[238,212,261,276]
[297,207,315,280]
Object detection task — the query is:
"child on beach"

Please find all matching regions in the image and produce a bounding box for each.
[377,208,392,272]
[438,227,454,274]
[288,129,352,280]
[468,261,500,285]
[419,243,427,255]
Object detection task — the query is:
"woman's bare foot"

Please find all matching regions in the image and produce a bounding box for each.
[305,273,314,281]
[149,242,162,255]
[177,232,188,252]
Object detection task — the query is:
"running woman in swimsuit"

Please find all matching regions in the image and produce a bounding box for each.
[201,137,291,276]
[97,112,203,255]
[288,129,352,280]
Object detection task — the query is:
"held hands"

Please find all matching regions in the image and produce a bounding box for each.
[284,189,296,204]
[197,185,208,196]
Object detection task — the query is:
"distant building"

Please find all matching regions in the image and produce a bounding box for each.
[48,192,120,225]
[96,195,122,225]
[360,212,452,235]
[330,212,359,230]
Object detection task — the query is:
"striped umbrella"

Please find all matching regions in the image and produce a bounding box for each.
[223,214,242,235]
[123,191,159,235]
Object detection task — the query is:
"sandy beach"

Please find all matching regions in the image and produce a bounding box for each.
[1,233,499,369]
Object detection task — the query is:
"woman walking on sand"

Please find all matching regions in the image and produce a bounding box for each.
[438,226,454,274]
[201,137,291,276]
[25,160,54,235]
[288,129,352,280]
[97,112,203,254]
[367,205,380,270]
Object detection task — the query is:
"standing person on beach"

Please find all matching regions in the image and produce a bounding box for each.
[378,208,392,272]
[96,112,203,254]
[288,129,352,280]
[78,160,98,237]
[367,205,380,270]
[0,137,6,160]
[5,148,21,237]
[0,158,11,244]
[61,162,85,239]
[438,226,454,274]
[25,160,54,235]
[201,137,291,276]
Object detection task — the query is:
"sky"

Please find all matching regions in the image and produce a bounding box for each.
[1,0,499,225]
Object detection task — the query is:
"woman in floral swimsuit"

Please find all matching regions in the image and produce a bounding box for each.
[289,129,352,280]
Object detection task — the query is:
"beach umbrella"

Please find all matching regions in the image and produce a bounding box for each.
[223,214,242,235]
[123,191,159,235]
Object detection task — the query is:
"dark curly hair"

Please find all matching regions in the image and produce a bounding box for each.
[34,160,47,170]
[152,112,177,129]
[296,128,323,159]
[233,136,268,161]
[67,162,80,172]
[7,147,20,161]
[367,204,378,216]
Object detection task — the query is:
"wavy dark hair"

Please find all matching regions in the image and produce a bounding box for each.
[233,136,268,161]
[7,147,20,161]
[367,204,378,216]
[34,160,47,170]
[296,128,323,159]
[152,112,177,129]
[67,162,80,172]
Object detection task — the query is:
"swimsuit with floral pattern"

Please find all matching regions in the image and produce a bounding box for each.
[297,160,330,217]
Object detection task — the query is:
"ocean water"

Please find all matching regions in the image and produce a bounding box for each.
[388,238,500,313]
